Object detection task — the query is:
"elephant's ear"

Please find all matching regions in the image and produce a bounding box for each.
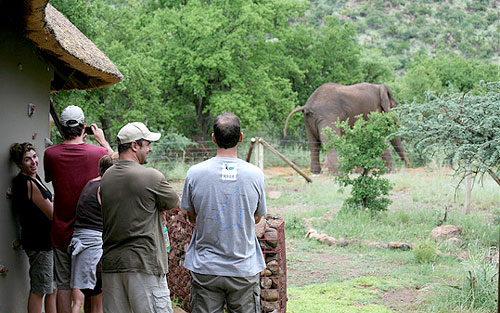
[380,84,393,112]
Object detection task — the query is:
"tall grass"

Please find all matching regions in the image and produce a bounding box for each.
[266,164,500,312]
[420,248,498,313]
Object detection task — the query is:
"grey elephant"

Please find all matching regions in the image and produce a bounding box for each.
[283,82,411,174]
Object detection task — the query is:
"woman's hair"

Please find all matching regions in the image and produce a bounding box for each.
[10,142,35,167]
[99,154,117,177]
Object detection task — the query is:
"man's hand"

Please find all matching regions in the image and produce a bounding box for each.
[91,123,113,154]
[254,214,262,224]
[187,211,196,225]
[161,211,168,226]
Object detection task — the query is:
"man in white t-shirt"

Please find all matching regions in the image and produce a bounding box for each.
[181,112,267,313]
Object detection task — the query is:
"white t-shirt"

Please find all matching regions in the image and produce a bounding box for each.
[181,157,267,277]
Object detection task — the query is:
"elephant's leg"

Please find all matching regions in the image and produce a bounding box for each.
[305,127,322,174]
[382,148,395,173]
[320,128,340,175]
[390,137,411,167]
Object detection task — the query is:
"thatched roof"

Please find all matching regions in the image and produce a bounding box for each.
[23,0,124,91]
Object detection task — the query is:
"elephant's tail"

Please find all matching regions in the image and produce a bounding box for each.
[283,106,306,137]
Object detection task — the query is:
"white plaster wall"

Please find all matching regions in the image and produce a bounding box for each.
[0,28,53,313]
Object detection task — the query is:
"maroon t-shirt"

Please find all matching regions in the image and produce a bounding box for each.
[44,143,108,249]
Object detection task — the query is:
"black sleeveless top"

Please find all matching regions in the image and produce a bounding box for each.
[74,179,102,232]
[12,173,53,251]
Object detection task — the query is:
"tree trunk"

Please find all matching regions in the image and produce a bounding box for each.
[194,97,211,143]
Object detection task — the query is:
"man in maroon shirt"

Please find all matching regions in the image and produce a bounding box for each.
[44,105,112,313]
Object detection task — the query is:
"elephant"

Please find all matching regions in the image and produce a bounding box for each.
[283,82,411,174]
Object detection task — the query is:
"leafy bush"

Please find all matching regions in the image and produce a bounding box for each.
[285,216,307,239]
[397,82,500,181]
[323,112,399,212]
[413,240,438,263]
[149,132,198,163]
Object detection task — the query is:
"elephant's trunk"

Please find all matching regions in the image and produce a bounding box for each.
[390,137,411,167]
[283,106,306,138]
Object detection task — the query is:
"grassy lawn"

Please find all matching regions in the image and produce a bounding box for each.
[166,163,499,312]
[263,166,499,313]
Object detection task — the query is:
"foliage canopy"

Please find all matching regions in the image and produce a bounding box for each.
[50,0,363,144]
[397,82,500,184]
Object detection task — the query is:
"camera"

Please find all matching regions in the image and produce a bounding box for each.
[84,126,93,135]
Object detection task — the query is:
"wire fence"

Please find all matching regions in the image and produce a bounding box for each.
[148,138,427,171]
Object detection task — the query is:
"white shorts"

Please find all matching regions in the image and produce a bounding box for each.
[70,228,103,290]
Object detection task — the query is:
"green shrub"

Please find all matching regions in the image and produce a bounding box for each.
[285,216,307,239]
[323,112,399,212]
[413,240,438,263]
[149,132,198,163]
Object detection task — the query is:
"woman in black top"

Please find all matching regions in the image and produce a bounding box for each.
[10,142,57,313]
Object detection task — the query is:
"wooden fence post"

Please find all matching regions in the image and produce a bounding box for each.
[253,137,264,170]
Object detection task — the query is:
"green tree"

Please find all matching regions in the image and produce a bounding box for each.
[50,0,364,143]
[358,48,397,84]
[283,16,361,107]
[395,54,499,103]
[153,0,306,141]
[323,112,399,212]
[397,82,500,185]
[51,0,173,143]
[280,16,362,139]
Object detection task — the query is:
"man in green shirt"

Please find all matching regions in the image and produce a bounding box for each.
[100,122,179,313]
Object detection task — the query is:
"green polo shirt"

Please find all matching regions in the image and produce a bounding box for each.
[100,160,179,275]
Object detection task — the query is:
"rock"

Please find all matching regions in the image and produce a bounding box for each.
[349,239,361,246]
[261,289,279,301]
[389,242,411,251]
[255,218,267,238]
[265,253,278,262]
[265,228,278,248]
[260,269,272,277]
[271,277,279,288]
[338,238,349,247]
[366,241,388,249]
[260,277,273,289]
[267,191,281,199]
[320,236,338,246]
[267,260,279,275]
[262,301,280,312]
[265,215,283,229]
[430,225,462,241]
[443,237,463,248]
[317,233,329,241]
[306,229,320,239]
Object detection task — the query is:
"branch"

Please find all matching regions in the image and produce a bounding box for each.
[487,169,500,187]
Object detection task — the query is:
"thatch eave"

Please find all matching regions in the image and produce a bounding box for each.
[24,0,123,92]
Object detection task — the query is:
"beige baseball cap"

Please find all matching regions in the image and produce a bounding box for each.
[61,105,84,127]
[117,122,161,144]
